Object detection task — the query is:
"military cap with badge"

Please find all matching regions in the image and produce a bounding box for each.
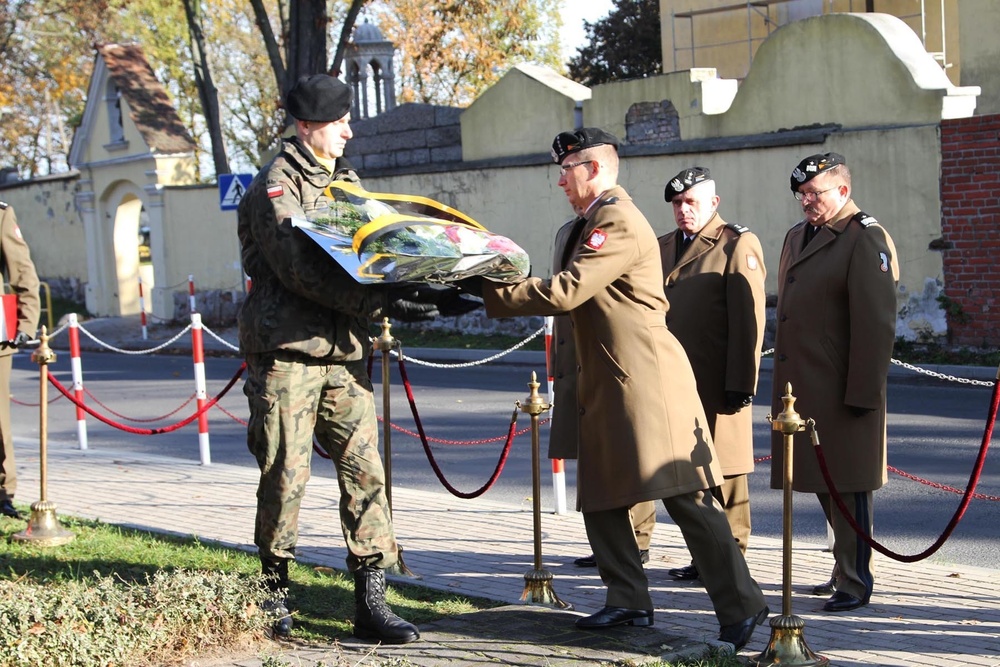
[664,166,713,201]
[550,127,619,164]
[789,152,845,191]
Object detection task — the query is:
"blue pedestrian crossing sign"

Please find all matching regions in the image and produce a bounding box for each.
[219,173,253,211]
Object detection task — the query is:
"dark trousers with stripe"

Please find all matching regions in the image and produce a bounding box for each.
[817,490,875,600]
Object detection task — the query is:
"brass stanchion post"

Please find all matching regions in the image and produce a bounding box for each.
[374,318,416,577]
[752,382,827,666]
[518,371,570,609]
[13,327,74,546]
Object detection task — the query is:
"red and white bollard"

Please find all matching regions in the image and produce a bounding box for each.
[544,315,568,515]
[68,314,88,450]
[137,277,148,340]
[190,313,211,465]
[188,274,197,314]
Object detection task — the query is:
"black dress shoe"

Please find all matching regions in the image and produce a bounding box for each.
[576,605,654,629]
[574,550,649,568]
[0,499,21,519]
[810,578,836,596]
[823,591,869,612]
[667,563,700,580]
[718,606,769,651]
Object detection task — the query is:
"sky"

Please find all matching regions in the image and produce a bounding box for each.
[557,0,616,62]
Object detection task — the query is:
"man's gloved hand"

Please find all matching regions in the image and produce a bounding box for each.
[379,286,440,323]
[454,276,485,299]
[410,284,483,317]
[723,391,753,413]
[847,404,875,417]
[10,332,33,349]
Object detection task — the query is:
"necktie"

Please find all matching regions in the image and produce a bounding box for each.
[678,234,693,261]
[803,224,819,248]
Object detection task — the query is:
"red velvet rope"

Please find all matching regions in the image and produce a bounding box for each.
[47,362,246,435]
[812,375,1000,562]
[396,351,518,498]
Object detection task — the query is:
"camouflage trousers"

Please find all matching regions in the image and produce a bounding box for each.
[244,351,398,572]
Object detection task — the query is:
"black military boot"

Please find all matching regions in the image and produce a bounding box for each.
[353,566,420,644]
[261,557,293,638]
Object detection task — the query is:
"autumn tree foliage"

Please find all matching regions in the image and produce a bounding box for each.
[0,0,561,178]
[373,0,561,106]
[567,0,662,86]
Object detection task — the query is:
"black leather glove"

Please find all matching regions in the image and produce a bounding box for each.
[410,284,482,317]
[454,276,485,299]
[724,391,753,413]
[848,405,875,417]
[378,286,440,323]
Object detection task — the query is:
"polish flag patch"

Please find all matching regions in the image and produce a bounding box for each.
[584,230,607,250]
[266,184,284,199]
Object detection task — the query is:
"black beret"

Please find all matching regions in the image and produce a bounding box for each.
[790,152,846,192]
[285,74,353,123]
[550,127,619,164]
[664,166,712,201]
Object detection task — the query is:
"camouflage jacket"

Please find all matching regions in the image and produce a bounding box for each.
[237,137,374,360]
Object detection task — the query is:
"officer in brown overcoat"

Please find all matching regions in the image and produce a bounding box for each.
[771,152,898,613]
[465,128,768,652]
[658,167,766,581]
[549,221,657,570]
[0,201,40,521]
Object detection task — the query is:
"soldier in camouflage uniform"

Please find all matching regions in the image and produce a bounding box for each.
[237,74,453,645]
[0,201,40,521]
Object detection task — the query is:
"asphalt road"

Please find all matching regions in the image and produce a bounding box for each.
[9,349,999,570]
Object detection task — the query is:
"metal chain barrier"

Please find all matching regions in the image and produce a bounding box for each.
[74,321,193,355]
[809,371,999,562]
[762,347,995,386]
[202,324,241,353]
[390,326,545,368]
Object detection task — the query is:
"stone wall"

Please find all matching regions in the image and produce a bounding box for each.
[939,113,1000,346]
[345,103,462,172]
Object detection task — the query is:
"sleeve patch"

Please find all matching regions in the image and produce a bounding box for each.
[746,254,758,271]
[879,252,889,273]
[266,184,284,198]
[584,230,607,250]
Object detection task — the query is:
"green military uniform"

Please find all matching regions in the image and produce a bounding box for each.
[0,202,41,504]
[237,136,397,573]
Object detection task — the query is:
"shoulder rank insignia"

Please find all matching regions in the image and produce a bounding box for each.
[852,211,877,228]
[726,222,749,235]
[597,196,619,208]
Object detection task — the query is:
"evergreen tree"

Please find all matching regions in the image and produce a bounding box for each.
[567,0,661,86]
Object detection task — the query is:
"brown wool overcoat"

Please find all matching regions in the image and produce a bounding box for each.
[546,218,581,461]
[484,187,723,513]
[658,213,767,476]
[769,200,898,493]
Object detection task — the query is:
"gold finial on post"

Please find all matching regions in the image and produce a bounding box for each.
[753,382,826,666]
[517,372,569,609]
[13,327,74,546]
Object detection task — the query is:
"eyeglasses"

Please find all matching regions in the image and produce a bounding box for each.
[793,186,838,202]
[558,160,593,176]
